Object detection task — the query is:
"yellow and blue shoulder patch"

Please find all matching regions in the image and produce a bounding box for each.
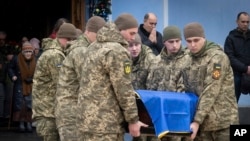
[212,63,221,80]
[124,60,131,75]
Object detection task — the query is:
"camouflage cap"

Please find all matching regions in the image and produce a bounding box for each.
[130,34,142,44]
[57,23,77,39]
[162,26,181,42]
[114,13,138,30]
[184,22,205,39]
[86,16,106,33]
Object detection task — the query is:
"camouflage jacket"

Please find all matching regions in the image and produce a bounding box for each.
[75,22,139,134]
[131,45,155,90]
[32,38,66,120]
[146,47,190,92]
[55,34,91,128]
[180,41,239,131]
[64,34,91,55]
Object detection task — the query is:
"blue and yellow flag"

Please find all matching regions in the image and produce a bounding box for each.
[136,90,198,139]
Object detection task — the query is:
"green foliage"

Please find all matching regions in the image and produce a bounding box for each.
[92,0,112,21]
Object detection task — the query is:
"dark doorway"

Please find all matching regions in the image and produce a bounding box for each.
[0,0,71,42]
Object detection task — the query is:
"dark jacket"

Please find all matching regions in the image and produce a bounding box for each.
[224,28,250,74]
[8,55,26,111]
[138,24,163,55]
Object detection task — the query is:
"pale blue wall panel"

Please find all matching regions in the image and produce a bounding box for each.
[168,0,250,46]
[111,0,165,33]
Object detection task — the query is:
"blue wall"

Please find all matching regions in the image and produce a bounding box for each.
[112,0,165,33]
[168,0,250,46]
[111,0,250,47]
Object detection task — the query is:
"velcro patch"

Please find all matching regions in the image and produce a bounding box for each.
[212,63,221,80]
[124,60,131,75]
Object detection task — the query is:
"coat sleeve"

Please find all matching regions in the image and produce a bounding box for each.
[55,48,83,128]
[194,53,231,124]
[104,49,139,124]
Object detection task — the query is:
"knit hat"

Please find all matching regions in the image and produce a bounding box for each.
[114,13,138,30]
[22,41,33,51]
[57,23,77,39]
[184,22,205,39]
[162,26,181,42]
[30,38,40,49]
[131,34,142,44]
[86,16,106,33]
[76,28,83,37]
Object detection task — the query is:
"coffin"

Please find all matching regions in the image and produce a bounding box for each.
[135,90,198,139]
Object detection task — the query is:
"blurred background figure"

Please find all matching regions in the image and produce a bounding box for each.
[49,18,69,39]
[30,38,41,60]
[8,41,36,132]
[0,31,7,120]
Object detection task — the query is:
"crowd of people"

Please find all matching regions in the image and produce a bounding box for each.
[0,11,249,141]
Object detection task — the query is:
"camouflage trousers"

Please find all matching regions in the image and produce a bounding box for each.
[161,136,182,141]
[36,117,60,141]
[58,125,78,141]
[133,135,160,141]
[194,127,229,141]
[77,132,124,141]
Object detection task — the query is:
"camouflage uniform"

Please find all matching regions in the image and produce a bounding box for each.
[180,41,239,141]
[147,47,190,92]
[146,47,191,141]
[74,22,139,141]
[130,45,155,141]
[55,34,91,141]
[32,38,66,141]
[64,34,91,55]
[131,45,155,90]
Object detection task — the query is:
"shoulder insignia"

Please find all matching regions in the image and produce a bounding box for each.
[212,63,221,80]
[124,60,131,75]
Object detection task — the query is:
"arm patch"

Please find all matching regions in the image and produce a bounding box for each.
[124,60,131,75]
[212,63,221,80]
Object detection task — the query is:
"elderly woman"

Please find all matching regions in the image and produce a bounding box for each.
[8,41,36,132]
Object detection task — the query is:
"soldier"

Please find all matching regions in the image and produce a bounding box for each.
[55,16,106,141]
[181,22,239,141]
[127,33,155,90]
[32,23,77,141]
[126,34,156,141]
[147,26,190,93]
[73,13,148,141]
[146,25,191,141]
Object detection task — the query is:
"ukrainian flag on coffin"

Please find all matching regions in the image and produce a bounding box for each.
[135,90,198,139]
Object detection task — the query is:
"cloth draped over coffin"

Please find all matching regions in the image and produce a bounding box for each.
[135,90,198,139]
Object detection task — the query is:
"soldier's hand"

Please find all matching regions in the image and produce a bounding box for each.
[129,121,148,137]
[190,121,199,139]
